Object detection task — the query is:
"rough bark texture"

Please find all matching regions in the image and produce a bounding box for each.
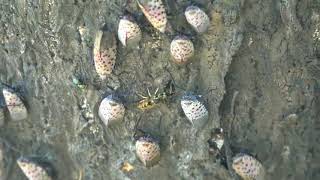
[0,0,319,179]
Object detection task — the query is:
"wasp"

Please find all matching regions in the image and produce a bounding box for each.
[137,80,175,110]
[137,88,159,110]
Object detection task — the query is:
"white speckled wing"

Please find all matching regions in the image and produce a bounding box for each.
[98,96,125,127]
[2,88,28,121]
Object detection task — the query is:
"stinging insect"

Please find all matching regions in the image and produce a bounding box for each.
[137,80,175,110]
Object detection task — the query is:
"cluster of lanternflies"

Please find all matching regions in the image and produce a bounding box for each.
[0,0,264,179]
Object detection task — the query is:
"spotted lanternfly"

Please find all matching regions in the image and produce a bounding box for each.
[135,135,160,167]
[181,93,208,126]
[207,128,224,155]
[93,30,117,79]
[98,95,125,127]
[2,87,27,121]
[136,0,168,33]
[185,6,210,33]
[118,15,142,47]
[232,153,265,180]
[17,157,53,180]
[170,35,194,64]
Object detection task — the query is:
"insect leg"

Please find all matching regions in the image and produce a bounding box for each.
[147,88,152,97]
[136,92,148,99]
[154,88,159,96]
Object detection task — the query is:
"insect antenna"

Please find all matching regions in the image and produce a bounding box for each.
[136,92,148,99]
[147,88,152,97]
[153,87,160,100]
